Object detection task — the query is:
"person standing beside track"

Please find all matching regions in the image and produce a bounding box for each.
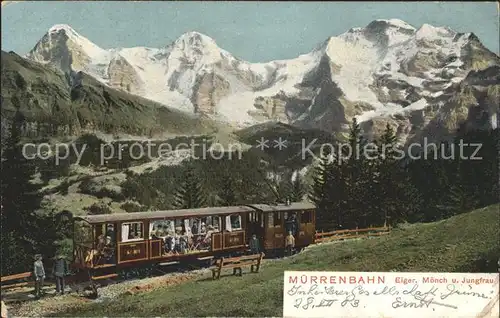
[33,254,46,298]
[52,254,69,295]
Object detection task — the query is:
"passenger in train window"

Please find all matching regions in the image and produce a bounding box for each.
[157,226,166,237]
[200,222,207,234]
[97,234,106,250]
[151,231,159,240]
[212,218,220,231]
[179,235,188,253]
[231,215,242,230]
[173,228,182,253]
[204,225,214,239]
[167,235,173,253]
[165,233,175,253]
[191,220,199,235]
[106,224,115,241]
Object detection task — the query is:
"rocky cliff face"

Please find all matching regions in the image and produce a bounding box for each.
[22,20,500,144]
[107,55,144,96]
[191,71,231,114]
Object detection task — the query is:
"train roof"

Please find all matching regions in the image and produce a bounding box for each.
[74,202,315,224]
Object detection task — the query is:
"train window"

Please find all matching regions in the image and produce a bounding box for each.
[203,216,221,232]
[172,219,184,234]
[230,214,242,230]
[105,223,114,245]
[190,218,202,235]
[213,217,221,232]
[249,212,257,223]
[183,219,192,235]
[121,222,143,242]
[267,213,274,228]
[273,212,282,227]
[150,220,175,238]
[300,210,312,224]
[174,219,183,228]
[75,222,93,245]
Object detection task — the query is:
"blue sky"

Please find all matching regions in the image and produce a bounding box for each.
[1,1,498,62]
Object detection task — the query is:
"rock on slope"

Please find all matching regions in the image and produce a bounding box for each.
[24,19,500,144]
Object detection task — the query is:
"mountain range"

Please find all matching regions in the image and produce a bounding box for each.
[2,19,500,145]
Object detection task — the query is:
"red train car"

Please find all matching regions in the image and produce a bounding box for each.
[70,202,316,277]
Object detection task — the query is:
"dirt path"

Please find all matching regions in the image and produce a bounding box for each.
[7,269,208,317]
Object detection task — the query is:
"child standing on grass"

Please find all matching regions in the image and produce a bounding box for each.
[33,254,46,298]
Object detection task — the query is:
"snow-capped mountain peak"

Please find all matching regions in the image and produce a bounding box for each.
[44,24,107,56]
[171,31,219,49]
[48,24,77,34]
[166,31,225,69]
[28,24,111,75]
[415,23,455,40]
[24,20,500,139]
[374,18,416,31]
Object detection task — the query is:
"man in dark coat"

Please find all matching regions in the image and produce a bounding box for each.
[249,234,260,254]
[285,214,298,236]
[52,255,69,295]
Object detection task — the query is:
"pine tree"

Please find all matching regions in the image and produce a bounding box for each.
[309,154,330,205]
[308,149,343,231]
[1,109,43,274]
[218,175,238,206]
[173,166,207,209]
[436,184,478,218]
[374,124,401,226]
[408,150,454,222]
[289,171,306,202]
[454,127,499,208]
[342,118,370,229]
[278,170,307,203]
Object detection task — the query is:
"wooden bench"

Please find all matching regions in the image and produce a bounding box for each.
[211,253,264,280]
[1,272,32,289]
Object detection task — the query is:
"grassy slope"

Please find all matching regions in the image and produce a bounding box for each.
[55,204,499,317]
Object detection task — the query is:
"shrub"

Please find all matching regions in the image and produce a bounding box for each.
[120,201,145,212]
[84,202,112,215]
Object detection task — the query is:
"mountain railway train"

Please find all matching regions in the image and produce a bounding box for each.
[69,202,316,282]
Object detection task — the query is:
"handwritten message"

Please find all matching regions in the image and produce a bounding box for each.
[283,271,499,318]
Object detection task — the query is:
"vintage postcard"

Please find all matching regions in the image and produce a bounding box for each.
[1,1,498,317]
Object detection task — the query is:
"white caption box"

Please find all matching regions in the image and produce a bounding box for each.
[283,271,499,318]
